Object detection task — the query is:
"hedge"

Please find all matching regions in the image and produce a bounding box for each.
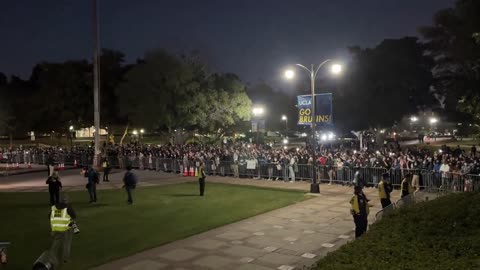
[311,192,480,270]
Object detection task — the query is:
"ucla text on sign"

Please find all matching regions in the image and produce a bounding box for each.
[296,94,333,127]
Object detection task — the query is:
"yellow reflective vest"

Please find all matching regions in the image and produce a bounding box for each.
[378,181,391,199]
[50,206,72,232]
[401,179,414,194]
[350,195,370,215]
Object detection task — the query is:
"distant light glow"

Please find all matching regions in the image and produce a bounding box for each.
[331,64,343,74]
[321,134,327,141]
[281,115,287,121]
[284,70,295,79]
[283,139,289,144]
[429,117,438,124]
[252,107,265,116]
[410,116,418,122]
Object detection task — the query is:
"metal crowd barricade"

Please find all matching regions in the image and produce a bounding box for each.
[375,202,396,221]
[395,193,414,209]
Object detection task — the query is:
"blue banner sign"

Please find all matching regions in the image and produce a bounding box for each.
[297,93,333,127]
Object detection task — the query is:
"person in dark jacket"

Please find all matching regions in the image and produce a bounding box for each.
[198,162,206,196]
[86,166,99,203]
[123,165,137,204]
[46,171,62,205]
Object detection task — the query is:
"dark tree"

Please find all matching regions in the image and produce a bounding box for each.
[420,0,480,123]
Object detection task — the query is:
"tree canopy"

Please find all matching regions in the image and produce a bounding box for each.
[116,49,251,134]
[420,0,480,123]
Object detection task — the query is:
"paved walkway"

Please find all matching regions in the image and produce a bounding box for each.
[90,175,393,270]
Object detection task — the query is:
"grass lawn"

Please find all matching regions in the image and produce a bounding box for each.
[0,182,307,270]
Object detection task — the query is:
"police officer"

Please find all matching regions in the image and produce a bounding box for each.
[198,162,206,196]
[350,185,370,238]
[102,158,111,182]
[49,194,77,263]
[378,173,393,208]
[401,173,414,198]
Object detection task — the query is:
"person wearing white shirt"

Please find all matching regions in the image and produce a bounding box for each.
[289,156,296,182]
[439,161,450,191]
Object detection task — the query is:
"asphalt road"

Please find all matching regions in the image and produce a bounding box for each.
[0,169,194,191]
[0,169,90,190]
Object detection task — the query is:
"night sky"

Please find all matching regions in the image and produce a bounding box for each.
[1,0,455,85]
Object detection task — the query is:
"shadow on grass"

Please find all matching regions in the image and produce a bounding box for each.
[166,194,199,197]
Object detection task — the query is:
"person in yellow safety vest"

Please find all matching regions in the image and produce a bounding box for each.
[350,185,370,238]
[49,194,77,263]
[198,162,206,196]
[102,158,111,182]
[378,172,393,208]
[401,173,415,198]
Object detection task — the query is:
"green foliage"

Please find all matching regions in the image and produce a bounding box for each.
[116,49,252,134]
[311,192,480,270]
[0,183,306,270]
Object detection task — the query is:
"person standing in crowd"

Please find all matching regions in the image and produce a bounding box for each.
[86,166,99,203]
[46,153,55,177]
[350,185,370,238]
[102,158,111,182]
[400,173,414,198]
[289,154,296,182]
[198,161,206,196]
[122,165,138,204]
[48,194,77,263]
[471,144,477,158]
[46,171,62,205]
[439,160,451,191]
[378,173,393,208]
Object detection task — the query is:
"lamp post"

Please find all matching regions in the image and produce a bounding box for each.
[69,126,74,150]
[281,115,288,133]
[92,0,101,166]
[284,60,342,193]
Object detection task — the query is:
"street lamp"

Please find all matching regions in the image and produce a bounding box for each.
[284,60,343,194]
[429,117,438,124]
[410,116,418,122]
[281,115,288,133]
[284,70,295,79]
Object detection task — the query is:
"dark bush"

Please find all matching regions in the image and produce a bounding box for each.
[311,192,480,270]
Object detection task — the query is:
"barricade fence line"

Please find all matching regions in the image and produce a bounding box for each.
[3,153,480,193]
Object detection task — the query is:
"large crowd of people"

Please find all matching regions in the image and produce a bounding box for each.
[2,141,479,186]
